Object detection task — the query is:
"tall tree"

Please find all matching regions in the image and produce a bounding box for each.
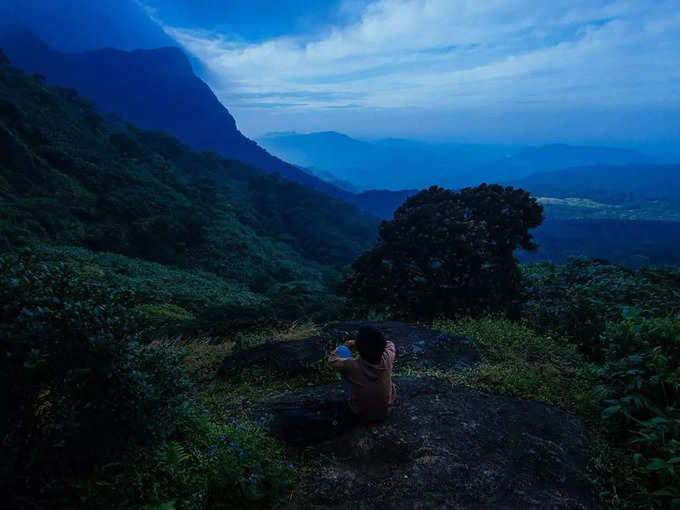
[345,184,544,319]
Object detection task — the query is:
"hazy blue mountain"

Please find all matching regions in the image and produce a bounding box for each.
[473,143,656,183]
[507,164,680,202]
[350,189,420,219]
[258,131,388,189]
[0,31,351,200]
[259,131,658,191]
[303,166,360,192]
[258,131,517,190]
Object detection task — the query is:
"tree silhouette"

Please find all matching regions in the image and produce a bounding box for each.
[346,184,544,319]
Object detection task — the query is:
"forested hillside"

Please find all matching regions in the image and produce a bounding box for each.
[0,54,378,329]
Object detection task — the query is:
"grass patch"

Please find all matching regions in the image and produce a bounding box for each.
[433,317,599,418]
[156,321,322,386]
[278,320,320,341]
[153,320,338,428]
[198,368,339,423]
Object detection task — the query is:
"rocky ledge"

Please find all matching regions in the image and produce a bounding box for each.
[219,321,597,509]
[261,377,596,509]
[218,320,480,377]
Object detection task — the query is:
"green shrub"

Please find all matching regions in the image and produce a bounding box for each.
[595,311,680,508]
[522,259,680,361]
[81,411,295,509]
[0,252,190,507]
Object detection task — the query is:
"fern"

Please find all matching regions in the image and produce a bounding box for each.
[158,441,190,472]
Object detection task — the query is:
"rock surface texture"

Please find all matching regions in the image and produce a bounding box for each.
[265,378,596,509]
[218,320,480,377]
[220,321,596,509]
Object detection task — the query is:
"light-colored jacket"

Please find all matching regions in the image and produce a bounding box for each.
[328,341,397,422]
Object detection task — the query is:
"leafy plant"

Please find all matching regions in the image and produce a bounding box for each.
[522,258,680,361]
[595,311,680,508]
[83,413,295,509]
[1,252,190,507]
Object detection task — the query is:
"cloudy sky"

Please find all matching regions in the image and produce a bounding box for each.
[3,0,679,151]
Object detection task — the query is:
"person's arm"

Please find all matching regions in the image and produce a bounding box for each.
[328,346,352,374]
[384,341,396,364]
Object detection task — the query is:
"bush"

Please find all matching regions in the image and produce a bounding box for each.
[0,252,190,506]
[522,259,680,361]
[595,311,680,508]
[80,409,295,509]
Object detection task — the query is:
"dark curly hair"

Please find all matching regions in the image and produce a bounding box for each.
[356,326,386,364]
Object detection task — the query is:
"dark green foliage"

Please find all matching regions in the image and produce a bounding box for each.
[82,415,295,509]
[521,259,680,507]
[522,259,680,360]
[0,252,190,506]
[595,311,680,507]
[346,184,543,319]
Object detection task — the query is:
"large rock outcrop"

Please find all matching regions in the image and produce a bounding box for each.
[220,321,596,508]
[260,377,596,510]
[217,321,480,377]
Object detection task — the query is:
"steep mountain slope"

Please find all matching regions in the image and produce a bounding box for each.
[0,31,350,199]
[0,0,174,52]
[0,53,378,323]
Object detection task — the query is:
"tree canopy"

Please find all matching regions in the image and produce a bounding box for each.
[345,184,544,319]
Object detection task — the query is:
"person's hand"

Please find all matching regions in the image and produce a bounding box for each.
[344,339,356,349]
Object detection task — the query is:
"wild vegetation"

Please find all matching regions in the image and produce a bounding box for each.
[1,252,301,509]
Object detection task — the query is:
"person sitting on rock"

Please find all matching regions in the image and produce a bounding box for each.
[328,326,397,424]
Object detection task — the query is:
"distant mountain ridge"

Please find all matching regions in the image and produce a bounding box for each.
[0,30,351,200]
[476,144,655,183]
[258,131,389,189]
[258,131,658,191]
[507,164,680,202]
[258,130,520,190]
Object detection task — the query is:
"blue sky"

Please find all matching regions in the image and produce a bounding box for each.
[2,1,679,153]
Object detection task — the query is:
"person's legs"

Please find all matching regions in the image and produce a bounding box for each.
[335,345,352,397]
